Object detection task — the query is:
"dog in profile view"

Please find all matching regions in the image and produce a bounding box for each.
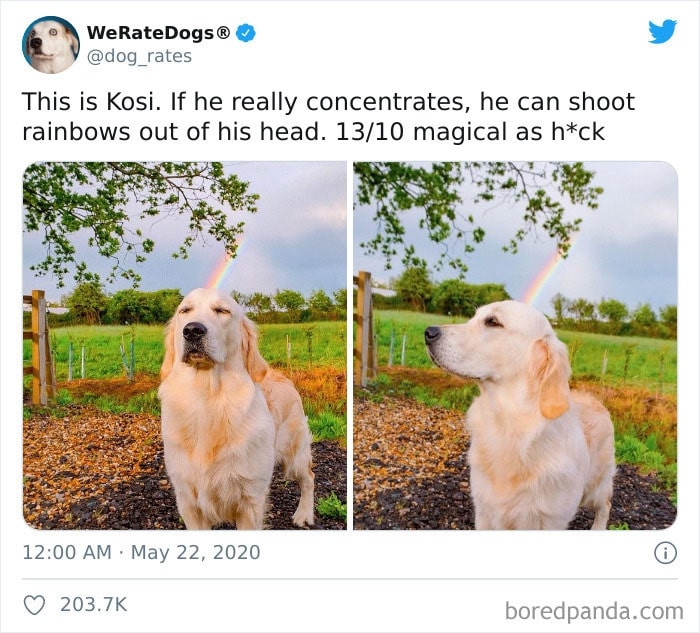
[425,300,615,530]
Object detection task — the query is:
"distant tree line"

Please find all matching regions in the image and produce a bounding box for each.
[233,288,347,324]
[370,266,511,317]
[27,281,347,327]
[368,266,676,340]
[550,293,676,339]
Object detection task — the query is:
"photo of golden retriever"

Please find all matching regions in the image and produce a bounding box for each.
[159,288,314,529]
[425,300,615,530]
[26,19,79,74]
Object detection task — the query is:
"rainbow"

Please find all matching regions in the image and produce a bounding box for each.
[204,238,246,289]
[521,239,576,306]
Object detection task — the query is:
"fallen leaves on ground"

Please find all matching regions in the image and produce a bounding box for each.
[353,393,676,530]
[24,404,346,530]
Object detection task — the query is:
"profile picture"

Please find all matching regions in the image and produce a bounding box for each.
[23,16,79,74]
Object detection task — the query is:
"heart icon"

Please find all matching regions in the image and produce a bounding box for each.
[24,594,45,615]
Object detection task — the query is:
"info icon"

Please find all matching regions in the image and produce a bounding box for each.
[654,541,677,564]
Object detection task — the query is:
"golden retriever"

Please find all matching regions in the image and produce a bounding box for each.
[425,300,615,530]
[159,288,314,529]
[26,20,79,73]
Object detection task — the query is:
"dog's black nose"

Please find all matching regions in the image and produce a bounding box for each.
[424,326,442,343]
[183,321,207,342]
[30,37,43,50]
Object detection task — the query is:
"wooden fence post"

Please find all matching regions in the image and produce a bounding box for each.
[23,290,57,405]
[353,271,376,387]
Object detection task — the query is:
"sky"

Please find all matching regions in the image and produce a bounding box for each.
[23,161,677,315]
[23,161,347,302]
[353,162,677,316]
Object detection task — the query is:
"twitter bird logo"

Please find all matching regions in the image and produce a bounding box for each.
[649,19,677,44]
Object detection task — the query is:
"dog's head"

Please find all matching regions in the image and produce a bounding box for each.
[425,300,570,418]
[160,288,269,380]
[26,20,79,73]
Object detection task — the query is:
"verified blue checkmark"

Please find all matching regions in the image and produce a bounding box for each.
[236,24,256,42]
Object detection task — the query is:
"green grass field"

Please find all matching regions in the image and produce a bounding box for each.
[368,310,677,495]
[25,321,346,381]
[373,310,677,391]
[24,321,347,443]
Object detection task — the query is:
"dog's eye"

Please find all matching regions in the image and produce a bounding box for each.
[30,30,36,37]
[49,28,58,36]
[484,316,503,328]
[179,306,192,314]
[214,307,231,315]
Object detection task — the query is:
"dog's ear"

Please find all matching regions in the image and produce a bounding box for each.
[530,336,570,419]
[66,27,79,55]
[160,319,175,380]
[241,315,269,382]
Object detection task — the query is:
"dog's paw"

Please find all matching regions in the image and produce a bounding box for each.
[292,507,314,527]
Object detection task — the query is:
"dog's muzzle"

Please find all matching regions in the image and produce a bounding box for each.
[424,326,442,344]
[183,321,207,343]
[182,321,214,368]
[424,326,443,364]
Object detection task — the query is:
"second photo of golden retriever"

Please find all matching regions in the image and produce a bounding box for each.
[159,288,315,530]
[353,160,677,531]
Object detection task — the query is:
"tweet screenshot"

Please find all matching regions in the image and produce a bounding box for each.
[1,1,698,632]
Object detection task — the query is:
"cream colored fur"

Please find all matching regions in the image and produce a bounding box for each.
[426,300,615,530]
[26,21,78,73]
[159,288,314,529]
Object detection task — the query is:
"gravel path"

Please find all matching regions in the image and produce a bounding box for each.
[24,406,346,530]
[353,395,677,530]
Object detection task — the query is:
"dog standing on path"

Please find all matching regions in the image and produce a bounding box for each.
[159,288,314,529]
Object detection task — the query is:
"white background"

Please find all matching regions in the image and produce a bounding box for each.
[1,2,698,632]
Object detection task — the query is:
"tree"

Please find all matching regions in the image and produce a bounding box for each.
[248,292,272,317]
[472,283,510,306]
[432,280,510,316]
[569,298,596,322]
[355,161,603,275]
[23,162,259,287]
[432,279,472,316]
[308,289,334,314]
[104,288,182,324]
[274,289,306,322]
[66,281,108,324]
[393,265,433,312]
[659,304,677,331]
[333,288,348,310]
[551,292,571,322]
[106,289,143,324]
[598,298,628,324]
[231,290,250,309]
[632,303,657,327]
[151,289,183,322]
